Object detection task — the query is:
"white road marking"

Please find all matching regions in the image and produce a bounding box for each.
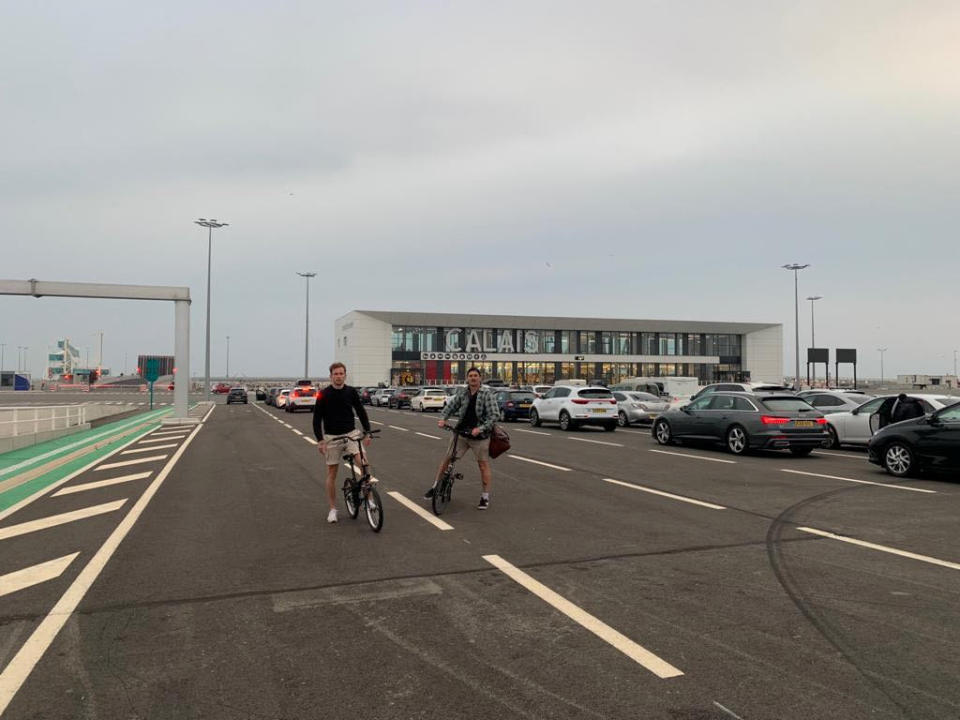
[508,455,571,472]
[649,449,736,464]
[780,469,935,494]
[713,701,746,720]
[0,420,205,715]
[568,437,624,448]
[282,423,292,428]
[416,432,441,440]
[482,555,683,678]
[0,554,80,599]
[121,444,177,454]
[386,491,454,531]
[53,472,153,496]
[370,420,384,425]
[138,436,183,444]
[95,455,168,471]
[603,479,726,510]
[149,430,190,437]
[811,450,863,459]
[303,437,316,444]
[515,428,551,436]
[389,425,409,432]
[0,500,127,541]
[798,527,960,571]
[292,429,304,436]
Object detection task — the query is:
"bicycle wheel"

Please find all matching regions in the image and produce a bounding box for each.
[365,486,384,532]
[432,472,452,515]
[342,478,360,519]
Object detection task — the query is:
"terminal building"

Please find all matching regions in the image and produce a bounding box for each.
[334,311,783,388]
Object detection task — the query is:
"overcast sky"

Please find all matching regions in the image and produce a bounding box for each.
[2,1,958,381]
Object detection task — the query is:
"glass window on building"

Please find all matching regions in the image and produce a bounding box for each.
[659,363,677,376]
[640,333,657,355]
[391,326,404,351]
[542,331,556,353]
[641,362,657,376]
[579,331,597,354]
[616,332,632,355]
[686,333,703,355]
[558,362,576,379]
[560,331,575,353]
[658,333,676,355]
[600,332,614,354]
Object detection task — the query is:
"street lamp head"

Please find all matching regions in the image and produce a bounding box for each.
[195,219,229,229]
[806,295,823,301]
[782,263,810,271]
[296,272,317,279]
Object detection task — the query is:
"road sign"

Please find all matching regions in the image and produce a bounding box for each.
[144,357,161,382]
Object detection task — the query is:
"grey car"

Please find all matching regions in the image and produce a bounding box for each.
[797,391,875,415]
[612,391,670,426]
[652,392,829,456]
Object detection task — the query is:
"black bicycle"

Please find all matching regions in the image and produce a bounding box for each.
[334,430,383,532]
[432,424,467,516]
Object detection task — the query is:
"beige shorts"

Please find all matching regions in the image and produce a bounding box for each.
[447,432,490,463]
[323,430,364,466]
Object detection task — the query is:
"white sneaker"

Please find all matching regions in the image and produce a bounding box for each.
[327,509,338,523]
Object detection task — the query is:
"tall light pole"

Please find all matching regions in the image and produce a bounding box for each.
[297,272,317,378]
[226,335,230,379]
[195,218,229,400]
[782,264,809,390]
[806,295,822,386]
[878,347,887,386]
[0,343,5,378]
[17,346,25,371]
[96,330,104,375]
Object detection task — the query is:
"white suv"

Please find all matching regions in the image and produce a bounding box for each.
[412,388,447,412]
[286,386,317,412]
[530,386,618,431]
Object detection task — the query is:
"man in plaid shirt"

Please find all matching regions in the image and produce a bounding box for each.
[424,367,500,509]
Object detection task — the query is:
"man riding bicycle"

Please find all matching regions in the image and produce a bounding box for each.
[313,362,372,523]
[424,367,499,509]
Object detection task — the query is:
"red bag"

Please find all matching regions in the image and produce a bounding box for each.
[488,424,511,458]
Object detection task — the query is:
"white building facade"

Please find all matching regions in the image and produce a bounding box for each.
[334,311,783,388]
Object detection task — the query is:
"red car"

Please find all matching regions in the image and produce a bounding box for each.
[213,383,231,394]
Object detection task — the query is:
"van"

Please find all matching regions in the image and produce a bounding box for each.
[611,377,701,406]
[611,378,662,396]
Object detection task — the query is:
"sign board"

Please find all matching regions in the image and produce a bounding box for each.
[836,348,857,363]
[144,357,161,382]
[807,348,829,363]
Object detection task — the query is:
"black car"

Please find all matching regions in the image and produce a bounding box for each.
[652,392,828,456]
[265,387,280,405]
[867,400,960,477]
[360,387,378,405]
[388,387,415,409]
[226,387,248,404]
[255,387,266,401]
[495,390,536,421]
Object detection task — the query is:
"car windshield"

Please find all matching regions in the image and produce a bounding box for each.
[628,392,660,402]
[760,397,814,412]
[578,389,613,399]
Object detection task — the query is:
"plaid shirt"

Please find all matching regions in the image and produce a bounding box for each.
[442,386,500,433]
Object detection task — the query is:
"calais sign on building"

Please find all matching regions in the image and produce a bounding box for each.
[420,329,542,360]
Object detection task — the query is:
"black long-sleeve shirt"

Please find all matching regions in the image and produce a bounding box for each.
[312,384,371,440]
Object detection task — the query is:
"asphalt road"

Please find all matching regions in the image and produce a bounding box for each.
[0,398,958,719]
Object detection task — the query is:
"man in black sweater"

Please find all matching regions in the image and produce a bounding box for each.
[313,362,372,523]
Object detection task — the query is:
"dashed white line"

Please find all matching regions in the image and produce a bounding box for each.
[603,479,726,510]
[508,455,571,472]
[415,432,441,440]
[138,436,184,444]
[648,449,736,464]
[797,527,960,571]
[386,491,454,531]
[292,429,304,436]
[303,437,316,444]
[389,425,409,432]
[0,554,80,599]
[121,444,177,454]
[0,500,128,541]
[482,554,683,678]
[95,455,168,471]
[780,469,935,494]
[568,437,624,448]
[515,428,551,436]
[53,472,153,496]
[370,420,384,426]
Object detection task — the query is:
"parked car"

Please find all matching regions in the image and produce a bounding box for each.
[255,386,266,401]
[412,388,447,412]
[275,389,292,409]
[530,386,618,431]
[213,382,231,394]
[226,387,248,404]
[265,387,280,405]
[688,382,794,403]
[797,391,875,415]
[532,385,553,398]
[360,387,378,405]
[495,390,536,421]
[867,399,960,477]
[652,392,829,456]
[823,394,959,449]
[371,388,396,407]
[612,391,670,426]
[389,387,416,409]
[286,386,317,412]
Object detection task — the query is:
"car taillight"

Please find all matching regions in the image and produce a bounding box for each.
[571,399,589,405]
[816,417,827,425]
[761,416,790,425]
[608,399,617,405]
[506,402,514,407]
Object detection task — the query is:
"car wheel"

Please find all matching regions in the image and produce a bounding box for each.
[726,425,748,455]
[559,411,574,431]
[530,409,541,427]
[653,419,672,445]
[617,411,629,427]
[789,447,813,457]
[824,424,839,450]
[884,442,916,478]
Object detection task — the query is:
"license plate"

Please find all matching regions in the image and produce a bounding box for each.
[648,414,658,420]
[519,403,531,408]
[591,408,607,414]
[794,420,815,427]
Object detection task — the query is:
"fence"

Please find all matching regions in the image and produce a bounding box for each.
[0,405,87,438]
